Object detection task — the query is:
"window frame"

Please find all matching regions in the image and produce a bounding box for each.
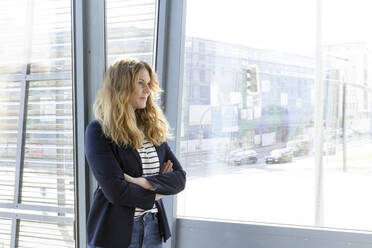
[74,0,372,248]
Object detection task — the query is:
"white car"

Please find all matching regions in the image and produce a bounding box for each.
[229,149,258,165]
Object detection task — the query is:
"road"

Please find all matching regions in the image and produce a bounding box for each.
[180,136,372,179]
[177,138,372,232]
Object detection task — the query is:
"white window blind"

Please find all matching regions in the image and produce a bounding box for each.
[0,0,74,247]
[106,0,157,66]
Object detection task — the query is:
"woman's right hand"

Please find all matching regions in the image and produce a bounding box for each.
[124,173,155,190]
[124,174,163,200]
[161,160,173,174]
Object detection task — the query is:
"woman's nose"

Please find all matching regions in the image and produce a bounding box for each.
[144,84,150,93]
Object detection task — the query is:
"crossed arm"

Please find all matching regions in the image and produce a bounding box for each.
[124,141,186,197]
[124,160,174,200]
[85,121,186,210]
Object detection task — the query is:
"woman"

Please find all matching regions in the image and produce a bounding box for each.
[85,58,186,248]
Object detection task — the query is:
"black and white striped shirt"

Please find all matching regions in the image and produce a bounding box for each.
[134,139,159,218]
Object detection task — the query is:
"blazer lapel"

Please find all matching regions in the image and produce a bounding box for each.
[154,144,163,172]
[132,148,143,172]
[129,144,163,176]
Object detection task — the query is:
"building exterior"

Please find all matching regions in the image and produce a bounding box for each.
[325,43,371,134]
[182,37,316,150]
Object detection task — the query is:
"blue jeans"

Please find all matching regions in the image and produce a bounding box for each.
[88,212,163,248]
[129,212,163,248]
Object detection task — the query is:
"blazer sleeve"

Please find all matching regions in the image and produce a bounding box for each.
[85,121,156,210]
[146,142,186,195]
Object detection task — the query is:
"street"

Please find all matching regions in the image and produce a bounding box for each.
[177,138,372,232]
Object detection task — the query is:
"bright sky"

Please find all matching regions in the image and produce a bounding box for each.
[185,0,372,57]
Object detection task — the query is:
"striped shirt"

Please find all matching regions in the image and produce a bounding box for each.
[134,139,159,218]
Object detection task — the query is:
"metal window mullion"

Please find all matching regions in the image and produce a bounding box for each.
[10,218,19,248]
[0,212,73,225]
[0,75,24,82]
[0,72,71,82]
[10,63,30,248]
[176,218,372,248]
[155,1,186,248]
[25,72,72,81]
[0,202,74,214]
[72,0,87,246]
[154,0,167,90]
[314,0,324,227]
[72,0,106,247]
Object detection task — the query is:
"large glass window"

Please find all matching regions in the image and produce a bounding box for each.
[0,0,75,247]
[106,0,158,66]
[321,0,372,230]
[178,0,372,232]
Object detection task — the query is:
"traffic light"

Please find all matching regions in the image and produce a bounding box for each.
[246,65,259,95]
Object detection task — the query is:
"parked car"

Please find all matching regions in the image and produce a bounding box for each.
[286,139,310,156]
[265,148,293,164]
[229,149,258,165]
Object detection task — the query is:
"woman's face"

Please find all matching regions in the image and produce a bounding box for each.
[129,68,151,110]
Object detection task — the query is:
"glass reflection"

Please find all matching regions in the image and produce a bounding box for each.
[178,0,372,232]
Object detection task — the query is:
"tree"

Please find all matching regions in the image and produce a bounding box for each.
[246,65,259,95]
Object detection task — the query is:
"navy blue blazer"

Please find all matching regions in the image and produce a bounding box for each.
[85,120,186,248]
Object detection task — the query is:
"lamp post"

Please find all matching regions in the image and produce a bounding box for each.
[198,106,211,161]
[326,53,350,172]
[341,81,347,171]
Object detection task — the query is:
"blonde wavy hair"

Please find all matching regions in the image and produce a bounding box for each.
[93,58,170,149]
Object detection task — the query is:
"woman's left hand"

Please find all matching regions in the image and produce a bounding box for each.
[124,173,135,183]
